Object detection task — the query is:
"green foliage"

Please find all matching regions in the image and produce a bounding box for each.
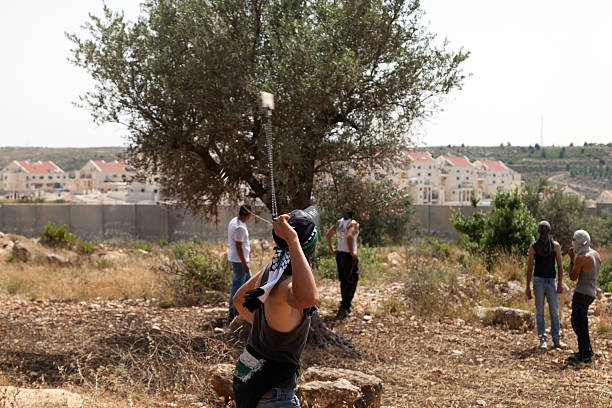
[42,223,76,247]
[68,0,468,214]
[158,239,169,247]
[135,242,153,252]
[166,240,231,305]
[538,188,586,251]
[76,240,95,255]
[314,173,419,246]
[452,190,536,255]
[599,261,612,293]
[17,198,45,203]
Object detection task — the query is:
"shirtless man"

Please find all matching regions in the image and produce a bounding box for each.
[232,207,319,408]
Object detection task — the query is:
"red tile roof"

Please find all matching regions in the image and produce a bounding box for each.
[91,160,133,173]
[480,160,508,171]
[16,161,63,174]
[440,156,471,167]
[404,151,434,162]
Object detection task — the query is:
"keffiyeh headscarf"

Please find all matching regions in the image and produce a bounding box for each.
[243,206,320,312]
[572,229,591,256]
[533,220,554,257]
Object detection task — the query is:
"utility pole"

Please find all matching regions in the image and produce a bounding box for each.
[540,115,544,147]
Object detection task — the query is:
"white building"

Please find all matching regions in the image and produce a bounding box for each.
[598,190,612,204]
[399,151,443,204]
[473,160,521,199]
[75,160,135,192]
[437,155,478,204]
[1,160,67,193]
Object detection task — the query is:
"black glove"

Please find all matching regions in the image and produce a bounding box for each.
[243,288,265,312]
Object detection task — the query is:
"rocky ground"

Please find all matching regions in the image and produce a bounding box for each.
[1,280,612,407]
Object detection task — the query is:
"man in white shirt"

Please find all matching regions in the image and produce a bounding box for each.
[326,210,360,319]
[228,205,252,319]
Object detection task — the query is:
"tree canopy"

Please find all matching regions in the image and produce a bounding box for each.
[69,0,468,215]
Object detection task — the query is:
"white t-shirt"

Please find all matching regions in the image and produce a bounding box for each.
[227,217,250,263]
[337,218,358,253]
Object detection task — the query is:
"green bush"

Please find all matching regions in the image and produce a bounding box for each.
[598,261,612,293]
[95,259,113,269]
[314,173,419,246]
[452,190,536,255]
[158,239,169,247]
[76,240,95,255]
[165,240,231,305]
[42,223,76,247]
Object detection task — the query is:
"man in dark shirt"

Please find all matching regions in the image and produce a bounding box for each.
[232,207,319,408]
[525,220,566,350]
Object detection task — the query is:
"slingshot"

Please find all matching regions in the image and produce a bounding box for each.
[219,92,277,224]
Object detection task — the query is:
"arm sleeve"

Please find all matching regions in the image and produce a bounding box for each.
[232,227,247,242]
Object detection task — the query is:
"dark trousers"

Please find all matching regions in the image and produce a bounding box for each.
[571,291,595,358]
[336,252,359,311]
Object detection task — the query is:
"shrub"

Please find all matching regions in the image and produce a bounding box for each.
[452,190,536,256]
[164,240,231,305]
[314,172,419,246]
[42,223,76,247]
[76,240,95,255]
[158,239,169,247]
[95,259,113,269]
[598,261,612,293]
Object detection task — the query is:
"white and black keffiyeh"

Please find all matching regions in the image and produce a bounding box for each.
[243,225,317,312]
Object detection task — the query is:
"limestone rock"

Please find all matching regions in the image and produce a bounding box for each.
[46,253,70,266]
[302,366,383,408]
[96,251,128,263]
[297,379,362,408]
[12,241,32,262]
[474,306,534,331]
[206,363,235,403]
[0,386,90,408]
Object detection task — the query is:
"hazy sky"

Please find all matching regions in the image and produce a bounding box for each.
[1,1,610,148]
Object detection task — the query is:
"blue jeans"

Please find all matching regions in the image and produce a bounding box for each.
[257,388,300,408]
[229,262,251,316]
[533,276,560,342]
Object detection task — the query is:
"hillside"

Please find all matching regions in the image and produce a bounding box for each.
[0,146,126,172]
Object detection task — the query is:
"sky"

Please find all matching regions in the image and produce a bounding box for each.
[0,1,610,148]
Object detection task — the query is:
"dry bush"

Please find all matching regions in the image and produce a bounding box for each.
[490,251,524,282]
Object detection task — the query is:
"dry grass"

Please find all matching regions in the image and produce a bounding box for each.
[0,255,173,303]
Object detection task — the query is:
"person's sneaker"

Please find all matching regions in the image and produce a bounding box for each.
[539,338,548,350]
[568,352,593,364]
[335,308,350,320]
[553,340,567,349]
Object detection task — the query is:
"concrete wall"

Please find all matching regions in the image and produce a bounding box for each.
[0,203,610,242]
[0,203,272,242]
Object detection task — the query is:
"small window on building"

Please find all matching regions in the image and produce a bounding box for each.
[428,173,431,176]
[141,188,145,192]
[417,173,421,176]
[457,177,460,180]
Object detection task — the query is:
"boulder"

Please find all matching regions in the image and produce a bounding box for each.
[46,253,70,266]
[302,366,383,408]
[0,386,88,408]
[1,238,14,250]
[96,251,128,263]
[297,379,362,408]
[474,306,534,331]
[497,281,523,299]
[12,242,32,262]
[0,231,4,238]
[206,363,235,403]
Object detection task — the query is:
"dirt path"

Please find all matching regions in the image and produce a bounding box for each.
[1,283,611,407]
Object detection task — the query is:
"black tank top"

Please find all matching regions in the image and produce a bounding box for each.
[246,267,311,366]
[533,245,557,279]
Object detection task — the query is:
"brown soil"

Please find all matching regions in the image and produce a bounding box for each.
[1,282,611,408]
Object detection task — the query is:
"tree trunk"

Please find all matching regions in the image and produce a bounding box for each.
[307,310,355,352]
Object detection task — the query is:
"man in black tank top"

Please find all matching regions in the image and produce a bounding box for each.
[232,208,319,408]
[525,221,566,350]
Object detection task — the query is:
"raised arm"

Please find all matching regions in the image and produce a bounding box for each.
[275,215,319,309]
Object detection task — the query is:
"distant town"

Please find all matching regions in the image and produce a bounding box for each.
[2,151,612,206]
